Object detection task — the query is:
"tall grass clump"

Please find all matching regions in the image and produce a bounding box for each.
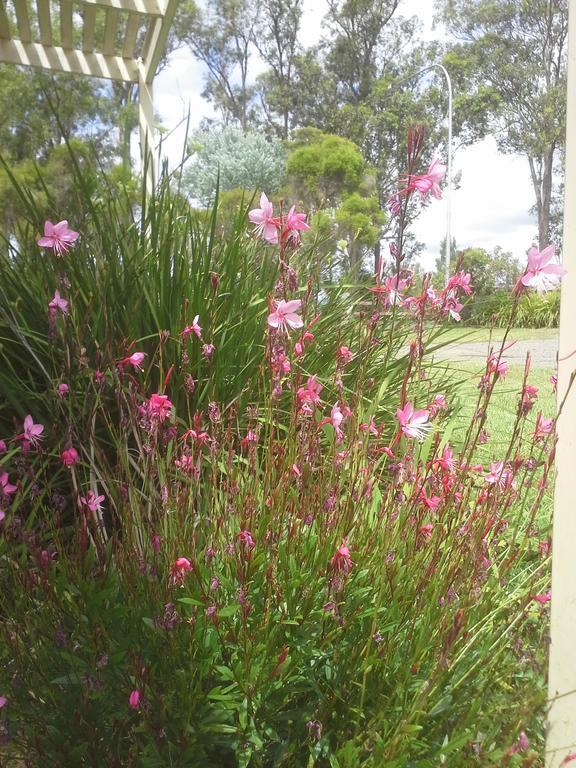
[0,131,563,767]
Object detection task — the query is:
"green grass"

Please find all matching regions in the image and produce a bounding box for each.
[446,362,556,524]
[448,362,556,451]
[437,326,558,345]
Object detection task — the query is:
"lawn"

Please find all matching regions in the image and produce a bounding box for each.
[437,326,558,344]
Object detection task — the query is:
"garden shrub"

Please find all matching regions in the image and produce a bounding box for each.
[0,139,558,766]
[469,289,560,328]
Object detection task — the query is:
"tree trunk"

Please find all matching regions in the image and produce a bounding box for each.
[539,147,554,249]
[528,149,555,250]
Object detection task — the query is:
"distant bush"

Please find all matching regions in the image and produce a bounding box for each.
[469,290,560,328]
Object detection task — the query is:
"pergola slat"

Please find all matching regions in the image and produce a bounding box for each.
[139,15,156,62]
[36,0,52,46]
[82,3,96,52]
[13,0,32,43]
[60,0,74,49]
[0,1,11,39]
[83,0,163,17]
[102,7,119,55]
[0,37,139,81]
[122,12,141,59]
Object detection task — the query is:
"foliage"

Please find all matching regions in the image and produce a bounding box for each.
[434,246,522,319]
[285,130,384,277]
[183,127,287,204]
[0,145,554,767]
[470,290,560,329]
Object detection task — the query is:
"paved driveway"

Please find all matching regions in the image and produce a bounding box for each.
[436,338,558,368]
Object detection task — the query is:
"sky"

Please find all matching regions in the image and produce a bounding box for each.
[152,0,537,272]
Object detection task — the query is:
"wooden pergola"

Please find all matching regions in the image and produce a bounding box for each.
[0,0,177,183]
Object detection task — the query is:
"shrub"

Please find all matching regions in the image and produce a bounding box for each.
[469,290,560,328]
[0,145,554,767]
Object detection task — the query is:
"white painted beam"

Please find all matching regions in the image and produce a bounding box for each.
[37,0,52,46]
[82,3,97,52]
[60,0,74,49]
[122,12,142,59]
[102,7,119,55]
[141,0,176,83]
[138,61,155,193]
[0,37,139,81]
[546,0,576,765]
[83,0,164,17]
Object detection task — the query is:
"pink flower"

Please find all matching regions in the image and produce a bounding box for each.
[0,695,7,709]
[485,460,514,488]
[297,375,323,406]
[533,413,554,441]
[267,299,303,331]
[443,295,464,322]
[330,538,353,575]
[521,384,538,413]
[419,522,435,540]
[38,220,79,256]
[319,402,349,440]
[148,393,174,422]
[436,444,456,472]
[79,489,105,513]
[429,393,448,417]
[396,402,431,441]
[60,447,79,466]
[531,592,551,606]
[284,205,310,245]
[57,383,69,397]
[48,290,69,315]
[337,346,353,365]
[488,356,508,378]
[129,690,141,709]
[0,472,17,497]
[182,315,202,340]
[249,193,279,244]
[23,415,44,446]
[121,352,146,370]
[404,159,446,201]
[446,271,473,295]
[387,193,403,216]
[202,343,215,360]
[520,244,566,293]
[237,530,256,552]
[241,429,258,449]
[171,557,193,583]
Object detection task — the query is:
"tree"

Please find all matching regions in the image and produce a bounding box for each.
[286,129,368,208]
[286,129,384,276]
[175,0,258,130]
[253,0,304,138]
[183,127,286,204]
[437,0,568,249]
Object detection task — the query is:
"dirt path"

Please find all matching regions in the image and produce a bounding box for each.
[436,338,558,368]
